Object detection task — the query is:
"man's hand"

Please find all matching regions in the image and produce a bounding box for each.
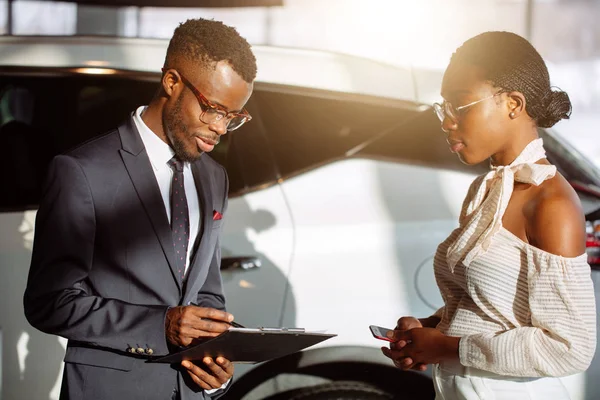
[182,357,233,391]
[166,306,234,347]
[382,327,459,370]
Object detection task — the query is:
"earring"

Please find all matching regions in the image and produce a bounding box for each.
[509,112,515,118]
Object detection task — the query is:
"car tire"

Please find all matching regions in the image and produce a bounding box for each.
[261,381,395,400]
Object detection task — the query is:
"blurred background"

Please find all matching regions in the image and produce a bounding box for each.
[1,0,598,164]
[1,1,600,399]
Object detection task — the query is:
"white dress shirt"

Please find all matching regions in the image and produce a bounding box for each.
[133,106,200,277]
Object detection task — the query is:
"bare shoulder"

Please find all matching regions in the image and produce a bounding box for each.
[526,172,586,257]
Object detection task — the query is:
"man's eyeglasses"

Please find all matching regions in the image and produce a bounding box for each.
[165,69,252,132]
[432,91,503,124]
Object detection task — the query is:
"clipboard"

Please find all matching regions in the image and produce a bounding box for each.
[150,327,336,364]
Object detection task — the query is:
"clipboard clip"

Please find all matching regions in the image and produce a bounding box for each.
[258,327,306,333]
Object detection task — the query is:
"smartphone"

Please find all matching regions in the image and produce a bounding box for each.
[369,325,394,342]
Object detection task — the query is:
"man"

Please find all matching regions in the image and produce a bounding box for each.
[23,18,256,400]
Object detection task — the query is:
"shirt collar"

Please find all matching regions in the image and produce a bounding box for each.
[133,105,175,171]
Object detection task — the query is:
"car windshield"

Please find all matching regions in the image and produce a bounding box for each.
[540,128,600,189]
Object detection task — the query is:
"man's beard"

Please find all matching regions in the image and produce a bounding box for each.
[163,96,201,162]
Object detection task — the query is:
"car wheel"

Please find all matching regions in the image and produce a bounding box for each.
[261,381,395,400]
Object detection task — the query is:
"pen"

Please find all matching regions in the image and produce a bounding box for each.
[229,320,246,329]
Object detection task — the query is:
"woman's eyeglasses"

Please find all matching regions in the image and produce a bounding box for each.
[433,92,503,124]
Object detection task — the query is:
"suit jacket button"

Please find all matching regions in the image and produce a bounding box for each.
[137,347,145,354]
[146,348,154,355]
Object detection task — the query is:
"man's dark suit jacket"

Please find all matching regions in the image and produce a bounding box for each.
[24,115,230,400]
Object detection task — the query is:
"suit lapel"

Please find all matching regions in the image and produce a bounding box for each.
[183,157,215,299]
[118,116,182,293]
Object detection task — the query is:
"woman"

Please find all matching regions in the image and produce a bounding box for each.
[382,31,596,399]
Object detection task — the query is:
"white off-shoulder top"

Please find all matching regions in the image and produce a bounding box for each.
[433,142,597,379]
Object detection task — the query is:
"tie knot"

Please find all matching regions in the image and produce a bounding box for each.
[168,157,184,173]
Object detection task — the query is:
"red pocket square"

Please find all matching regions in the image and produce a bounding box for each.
[213,210,223,221]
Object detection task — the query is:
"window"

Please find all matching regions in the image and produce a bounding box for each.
[541,128,600,188]
[254,84,489,179]
[355,108,489,175]
[224,94,279,194]
[0,80,55,210]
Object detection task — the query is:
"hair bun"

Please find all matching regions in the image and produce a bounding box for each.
[537,89,572,128]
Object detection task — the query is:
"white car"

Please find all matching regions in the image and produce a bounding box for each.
[1,35,599,400]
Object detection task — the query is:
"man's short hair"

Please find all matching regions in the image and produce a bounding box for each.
[165,18,257,83]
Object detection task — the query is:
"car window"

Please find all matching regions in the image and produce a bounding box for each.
[540,128,600,216]
[0,80,57,210]
[539,128,600,188]
[255,86,439,179]
[353,106,489,175]
[226,94,281,194]
[0,70,248,211]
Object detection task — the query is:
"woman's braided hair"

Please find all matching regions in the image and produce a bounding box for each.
[450,31,571,128]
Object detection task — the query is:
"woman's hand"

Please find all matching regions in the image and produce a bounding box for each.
[393,316,423,331]
[382,327,459,370]
[383,316,427,371]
